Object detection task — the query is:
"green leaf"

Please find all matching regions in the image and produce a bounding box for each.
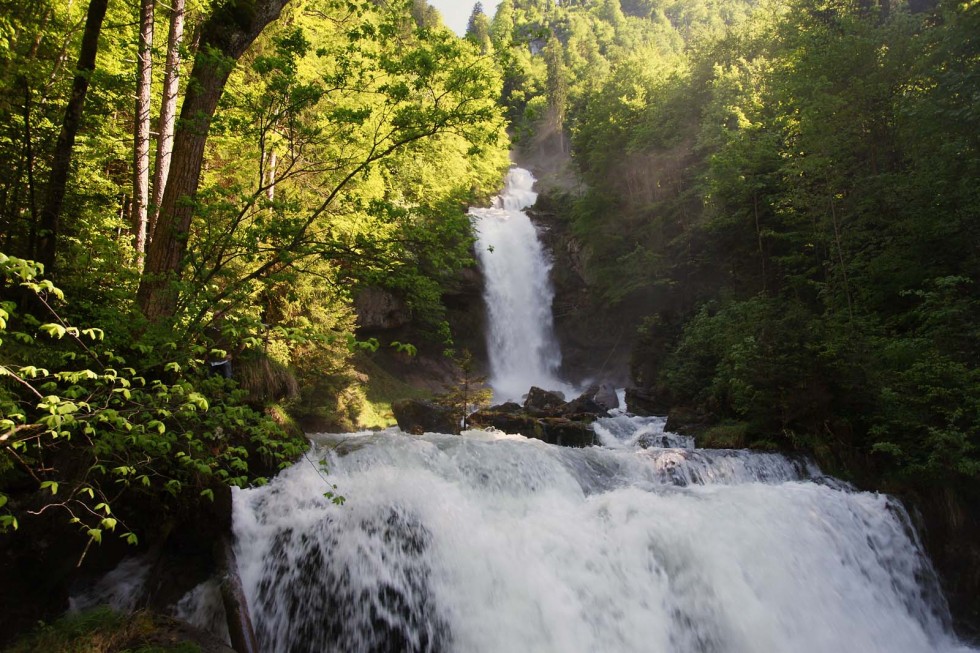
[40,480,59,495]
[81,328,104,341]
[39,323,67,339]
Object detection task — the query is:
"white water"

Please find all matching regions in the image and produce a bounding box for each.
[230,425,975,653]
[471,167,572,402]
[219,162,977,653]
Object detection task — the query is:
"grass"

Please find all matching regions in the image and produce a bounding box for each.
[355,352,432,429]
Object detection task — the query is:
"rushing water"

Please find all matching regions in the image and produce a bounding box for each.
[229,423,974,653]
[164,164,979,652]
[471,167,571,402]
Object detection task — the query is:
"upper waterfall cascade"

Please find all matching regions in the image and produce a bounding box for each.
[470,167,572,402]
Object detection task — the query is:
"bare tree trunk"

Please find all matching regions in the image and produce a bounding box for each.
[22,78,40,257]
[133,0,155,268]
[137,0,292,321]
[150,0,185,241]
[35,0,109,273]
[266,150,277,201]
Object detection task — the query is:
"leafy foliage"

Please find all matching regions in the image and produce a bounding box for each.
[0,254,305,548]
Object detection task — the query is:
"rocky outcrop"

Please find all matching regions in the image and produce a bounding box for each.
[391,399,460,435]
[467,410,596,447]
[467,387,611,448]
[524,386,566,415]
[354,286,410,331]
[625,386,670,416]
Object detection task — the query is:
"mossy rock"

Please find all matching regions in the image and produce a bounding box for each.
[699,422,749,449]
[5,608,234,653]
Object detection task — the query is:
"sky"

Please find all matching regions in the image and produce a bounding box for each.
[426,0,502,36]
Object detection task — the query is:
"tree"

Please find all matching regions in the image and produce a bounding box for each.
[139,0,506,324]
[543,34,568,151]
[149,0,186,244]
[35,0,109,273]
[466,2,493,52]
[133,0,155,266]
[138,0,293,320]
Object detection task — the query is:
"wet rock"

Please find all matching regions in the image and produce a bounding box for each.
[469,404,596,448]
[468,410,543,438]
[391,399,459,435]
[561,392,607,418]
[524,386,566,415]
[594,384,620,410]
[538,418,596,447]
[664,406,711,435]
[625,387,669,416]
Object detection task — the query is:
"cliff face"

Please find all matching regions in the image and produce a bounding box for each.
[527,193,635,388]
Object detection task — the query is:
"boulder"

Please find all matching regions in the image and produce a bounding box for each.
[491,401,524,414]
[561,392,607,418]
[539,418,596,447]
[625,386,669,416]
[391,399,459,435]
[468,409,596,448]
[524,386,567,415]
[468,410,544,439]
[594,384,620,410]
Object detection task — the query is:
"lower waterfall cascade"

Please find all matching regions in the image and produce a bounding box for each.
[222,418,976,653]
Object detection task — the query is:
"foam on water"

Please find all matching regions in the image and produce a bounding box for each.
[231,427,973,653]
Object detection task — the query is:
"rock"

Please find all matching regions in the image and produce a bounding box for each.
[594,384,620,410]
[354,286,410,331]
[664,406,711,435]
[561,392,607,418]
[468,409,596,448]
[491,402,523,414]
[468,410,543,438]
[524,386,566,415]
[391,399,459,435]
[625,386,669,416]
[539,418,596,447]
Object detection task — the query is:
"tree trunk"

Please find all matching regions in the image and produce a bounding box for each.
[35,0,109,274]
[149,0,185,241]
[137,0,292,321]
[266,150,277,201]
[133,0,155,268]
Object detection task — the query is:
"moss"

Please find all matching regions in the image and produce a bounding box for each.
[356,354,432,430]
[5,609,203,653]
[699,422,749,449]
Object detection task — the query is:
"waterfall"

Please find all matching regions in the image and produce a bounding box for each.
[170,164,978,653]
[471,167,571,402]
[228,425,976,653]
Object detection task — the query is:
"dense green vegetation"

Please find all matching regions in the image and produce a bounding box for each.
[2,0,979,637]
[483,0,979,627]
[0,0,508,580]
[485,0,979,486]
